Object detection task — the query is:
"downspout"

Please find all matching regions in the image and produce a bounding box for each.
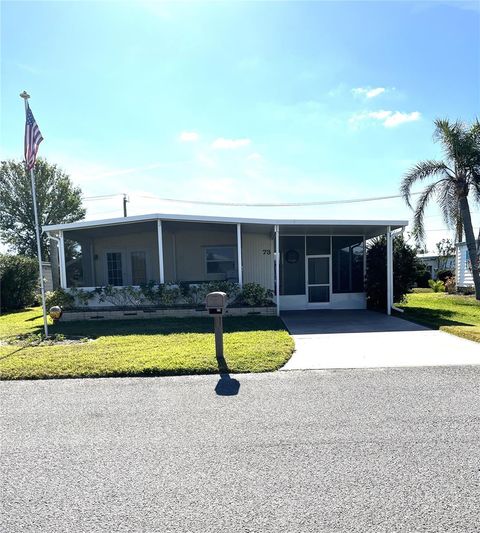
[46,231,61,290]
[390,227,405,314]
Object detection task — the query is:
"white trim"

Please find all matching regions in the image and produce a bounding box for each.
[59,231,67,289]
[172,233,177,280]
[157,220,165,284]
[237,223,243,287]
[43,212,408,233]
[275,225,280,316]
[386,225,393,315]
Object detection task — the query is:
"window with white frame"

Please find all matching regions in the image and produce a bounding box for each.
[205,246,237,276]
[106,252,123,286]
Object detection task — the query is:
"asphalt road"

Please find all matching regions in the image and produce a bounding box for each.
[1,368,479,532]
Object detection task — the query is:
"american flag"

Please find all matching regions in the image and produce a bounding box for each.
[24,103,43,170]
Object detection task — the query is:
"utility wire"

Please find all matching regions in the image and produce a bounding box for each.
[83,191,424,207]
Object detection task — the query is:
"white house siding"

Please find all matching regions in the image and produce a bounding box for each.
[92,230,159,286]
[456,243,474,288]
[242,230,274,290]
[162,223,237,282]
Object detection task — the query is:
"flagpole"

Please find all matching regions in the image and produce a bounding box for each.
[20,91,49,338]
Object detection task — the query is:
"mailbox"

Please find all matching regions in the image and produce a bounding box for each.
[205,291,227,315]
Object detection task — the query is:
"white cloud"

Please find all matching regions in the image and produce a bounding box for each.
[349,110,421,128]
[179,131,199,142]
[211,137,251,150]
[352,87,386,99]
[247,152,262,161]
[383,111,421,127]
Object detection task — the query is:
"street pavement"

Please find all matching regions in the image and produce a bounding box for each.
[1,367,479,532]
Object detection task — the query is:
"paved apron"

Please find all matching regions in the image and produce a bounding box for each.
[281,310,480,370]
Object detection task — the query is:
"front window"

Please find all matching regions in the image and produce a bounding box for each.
[106,252,123,286]
[332,237,364,293]
[131,251,147,285]
[205,246,236,276]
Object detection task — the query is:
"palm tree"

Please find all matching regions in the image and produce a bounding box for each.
[401,118,480,300]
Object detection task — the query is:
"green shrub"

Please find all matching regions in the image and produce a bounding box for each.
[237,282,274,306]
[45,288,75,310]
[428,279,445,292]
[366,235,420,310]
[0,254,39,309]
[203,281,240,302]
[69,287,95,307]
[415,269,432,288]
[97,285,145,307]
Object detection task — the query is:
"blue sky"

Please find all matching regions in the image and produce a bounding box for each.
[1,0,479,251]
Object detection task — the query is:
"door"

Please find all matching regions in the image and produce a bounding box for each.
[306,256,330,303]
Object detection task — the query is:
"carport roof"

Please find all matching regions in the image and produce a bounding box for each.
[43,212,407,237]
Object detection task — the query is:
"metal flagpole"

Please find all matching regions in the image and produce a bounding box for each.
[20,91,49,337]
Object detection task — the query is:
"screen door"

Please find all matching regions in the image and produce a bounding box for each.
[307,256,330,303]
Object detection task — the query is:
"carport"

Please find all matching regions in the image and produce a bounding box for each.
[281,310,480,369]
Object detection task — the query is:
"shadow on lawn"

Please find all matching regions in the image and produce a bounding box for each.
[402,307,474,329]
[29,315,286,339]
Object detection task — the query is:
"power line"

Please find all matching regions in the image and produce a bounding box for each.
[83,191,424,207]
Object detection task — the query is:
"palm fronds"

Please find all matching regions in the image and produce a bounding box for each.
[400,160,450,208]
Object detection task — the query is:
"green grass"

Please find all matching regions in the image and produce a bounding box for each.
[397,292,480,343]
[0,308,294,380]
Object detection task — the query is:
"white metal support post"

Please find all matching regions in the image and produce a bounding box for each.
[157,219,165,284]
[58,230,67,289]
[386,225,393,315]
[236,223,243,287]
[275,224,280,316]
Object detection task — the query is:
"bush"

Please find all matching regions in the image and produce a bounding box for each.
[45,288,75,310]
[237,283,274,306]
[436,269,453,283]
[428,279,445,292]
[97,285,146,307]
[415,269,432,288]
[366,235,420,310]
[202,281,240,302]
[0,254,39,310]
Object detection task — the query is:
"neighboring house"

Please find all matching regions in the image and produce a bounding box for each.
[416,253,455,279]
[455,242,478,290]
[43,213,407,315]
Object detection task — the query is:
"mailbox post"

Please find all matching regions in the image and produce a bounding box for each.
[205,291,227,360]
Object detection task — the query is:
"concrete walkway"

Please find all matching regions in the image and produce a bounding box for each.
[281,310,480,370]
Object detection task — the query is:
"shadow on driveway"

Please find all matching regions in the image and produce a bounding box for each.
[281,310,430,335]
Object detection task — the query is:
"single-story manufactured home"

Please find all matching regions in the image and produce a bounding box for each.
[455,242,478,291]
[43,213,407,316]
[416,252,455,280]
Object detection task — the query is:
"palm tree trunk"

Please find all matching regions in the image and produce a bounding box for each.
[459,196,480,300]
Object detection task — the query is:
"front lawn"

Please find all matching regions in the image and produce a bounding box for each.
[397,292,480,343]
[0,308,294,380]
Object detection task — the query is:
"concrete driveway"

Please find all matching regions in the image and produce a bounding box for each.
[281,310,480,370]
